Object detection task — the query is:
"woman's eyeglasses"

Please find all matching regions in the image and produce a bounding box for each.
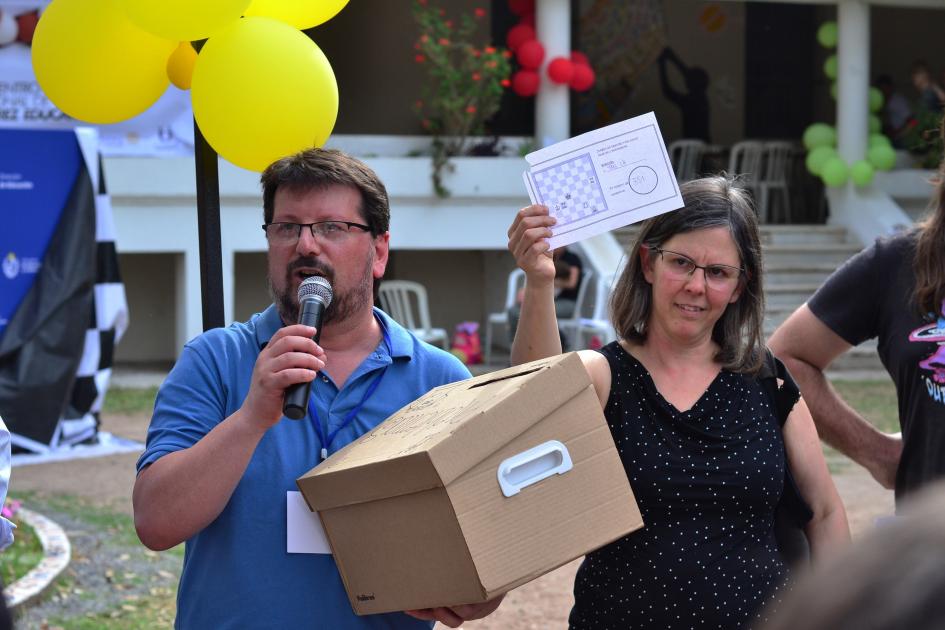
[652,247,743,290]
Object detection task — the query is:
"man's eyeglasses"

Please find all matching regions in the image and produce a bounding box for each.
[262,221,372,245]
[652,247,744,290]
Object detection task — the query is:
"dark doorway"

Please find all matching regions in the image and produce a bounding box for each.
[744,4,818,139]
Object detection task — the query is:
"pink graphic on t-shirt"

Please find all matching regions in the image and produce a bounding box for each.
[909,300,945,384]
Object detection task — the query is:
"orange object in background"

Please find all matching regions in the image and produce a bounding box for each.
[699,4,726,33]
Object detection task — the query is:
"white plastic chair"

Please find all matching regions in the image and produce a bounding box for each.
[557,269,595,349]
[484,268,526,366]
[668,139,707,183]
[727,140,765,207]
[377,280,449,348]
[758,141,796,223]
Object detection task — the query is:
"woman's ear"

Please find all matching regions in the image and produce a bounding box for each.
[728,271,748,304]
[640,246,655,284]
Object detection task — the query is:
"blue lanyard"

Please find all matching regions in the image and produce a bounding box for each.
[307,317,392,461]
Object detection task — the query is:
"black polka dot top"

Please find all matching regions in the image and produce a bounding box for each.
[568,342,789,629]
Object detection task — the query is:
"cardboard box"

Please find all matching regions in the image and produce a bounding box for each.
[296,352,643,615]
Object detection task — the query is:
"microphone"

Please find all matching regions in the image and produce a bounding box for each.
[283,276,333,420]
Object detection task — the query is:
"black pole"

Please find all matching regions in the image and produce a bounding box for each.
[190,39,225,332]
[193,117,225,332]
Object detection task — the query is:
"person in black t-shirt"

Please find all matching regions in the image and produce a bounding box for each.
[769,116,945,504]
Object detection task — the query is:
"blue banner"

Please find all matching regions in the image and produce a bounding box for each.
[0,128,81,338]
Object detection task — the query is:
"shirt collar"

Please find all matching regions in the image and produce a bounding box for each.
[254,304,413,362]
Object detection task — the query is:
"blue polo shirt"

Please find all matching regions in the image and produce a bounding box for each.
[137,305,471,630]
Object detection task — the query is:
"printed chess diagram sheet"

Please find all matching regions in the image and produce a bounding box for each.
[523,111,684,249]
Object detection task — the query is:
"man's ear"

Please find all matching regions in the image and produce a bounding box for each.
[372,232,390,279]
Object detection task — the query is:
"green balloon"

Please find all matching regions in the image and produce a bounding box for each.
[821,156,849,187]
[868,144,896,171]
[817,22,838,48]
[869,87,884,113]
[869,115,881,134]
[824,55,838,80]
[806,146,837,176]
[850,160,875,187]
[869,134,892,148]
[803,123,836,150]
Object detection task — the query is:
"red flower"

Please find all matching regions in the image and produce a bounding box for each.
[415,100,424,109]
[445,20,453,28]
[415,54,426,63]
[501,79,511,87]
[420,34,429,43]
[466,105,477,114]
[471,48,481,57]
[439,37,450,46]
[474,7,486,18]
[484,46,496,54]
[472,73,481,81]
[486,60,497,68]
[503,50,512,59]
[422,119,432,129]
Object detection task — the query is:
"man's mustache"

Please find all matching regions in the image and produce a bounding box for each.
[287,258,334,285]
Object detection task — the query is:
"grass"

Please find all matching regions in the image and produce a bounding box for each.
[831,379,899,433]
[823,379,898,472]
[101,386,159,416]
[6,491,182,628]
[0,512,42,587]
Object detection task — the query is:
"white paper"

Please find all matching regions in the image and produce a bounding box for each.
[523,111,684,249]
[286,491,332,554]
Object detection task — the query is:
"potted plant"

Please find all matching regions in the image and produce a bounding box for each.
[412,0,512,197]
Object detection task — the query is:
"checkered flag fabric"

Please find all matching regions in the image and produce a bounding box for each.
[60,162,128,442]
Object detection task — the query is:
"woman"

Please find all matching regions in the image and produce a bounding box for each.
[769,116,945,504]
[508,176,849,629]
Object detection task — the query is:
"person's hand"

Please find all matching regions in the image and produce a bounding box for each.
[864,432,903,490]
[240,324,325,430]
[507,204,556,288]
[405,594,505,628]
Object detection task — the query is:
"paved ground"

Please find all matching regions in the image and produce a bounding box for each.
[10,405,896,628]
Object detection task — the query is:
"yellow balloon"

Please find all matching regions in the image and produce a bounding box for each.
[167,42,198,90]
[32,0,176,124]
[118,0,250,42]
[243,0,349,29]
[191,17,339,172]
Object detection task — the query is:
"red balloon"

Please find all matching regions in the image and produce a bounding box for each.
[508,0,534,16]
[512,69,539,97]
[506,23,535,52]
[516,39,544,70]
[547,57,574,84]
[570,63,595,91]
[570,50,589,66]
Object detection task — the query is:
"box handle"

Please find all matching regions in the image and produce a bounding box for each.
[497,440,573,498]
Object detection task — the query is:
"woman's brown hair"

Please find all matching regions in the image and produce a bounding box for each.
[913,116,945,315]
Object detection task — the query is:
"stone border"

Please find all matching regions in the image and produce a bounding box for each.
[4,508,71,609]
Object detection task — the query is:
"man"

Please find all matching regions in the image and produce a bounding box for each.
[133,149,501,628]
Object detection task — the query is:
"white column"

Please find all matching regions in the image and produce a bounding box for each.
[535,0,570,147]
[222,247,235,326]
[836,0,870,164]
[175,248,203,354]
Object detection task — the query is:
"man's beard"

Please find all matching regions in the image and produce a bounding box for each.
[270,256,374,326]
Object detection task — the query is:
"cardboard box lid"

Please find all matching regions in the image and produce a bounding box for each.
[299,353,591,511]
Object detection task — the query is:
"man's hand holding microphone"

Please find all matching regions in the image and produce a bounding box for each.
[243,277,333,430]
